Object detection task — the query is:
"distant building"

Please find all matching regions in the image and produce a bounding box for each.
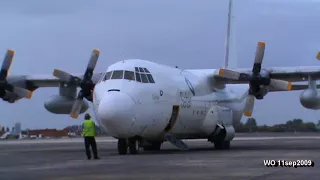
[27,129,68,138]
[14,122,21,134]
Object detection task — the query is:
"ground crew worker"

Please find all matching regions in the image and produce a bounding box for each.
[82,113,100,160]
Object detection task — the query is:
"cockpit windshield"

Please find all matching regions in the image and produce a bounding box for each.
[102,67,155,83]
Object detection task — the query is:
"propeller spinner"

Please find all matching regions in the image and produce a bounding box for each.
[53,49,100,119]
[0,49,33,100]
[218,42,292,117]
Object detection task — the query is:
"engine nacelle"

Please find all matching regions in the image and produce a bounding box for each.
[201,106,233,136]
[44,95,89,114]
[1,91,22,103]
[299,89,320,110]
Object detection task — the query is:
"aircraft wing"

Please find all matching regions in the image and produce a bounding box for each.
[24,72,104,88]
[212,42,320,92]
[1,48,104,118]
[267,83,320,92]
[212,41,320,117]
[213,66,320,84]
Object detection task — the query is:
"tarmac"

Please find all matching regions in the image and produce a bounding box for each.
[0,132,319,180]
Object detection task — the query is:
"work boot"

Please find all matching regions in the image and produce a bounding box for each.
[94,156,100,160]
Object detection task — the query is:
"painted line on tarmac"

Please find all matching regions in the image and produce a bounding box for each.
[0,136,320,145]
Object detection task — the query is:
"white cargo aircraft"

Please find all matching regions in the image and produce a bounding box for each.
[1,0,320,154]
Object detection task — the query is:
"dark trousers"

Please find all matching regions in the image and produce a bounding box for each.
[84,136,98,159]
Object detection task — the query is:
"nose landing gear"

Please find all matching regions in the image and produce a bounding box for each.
[117,137,139,155]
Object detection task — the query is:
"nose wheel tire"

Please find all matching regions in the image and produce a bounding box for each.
[117,138,128,155]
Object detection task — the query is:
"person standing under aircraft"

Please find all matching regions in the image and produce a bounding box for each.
[82,113,100,160]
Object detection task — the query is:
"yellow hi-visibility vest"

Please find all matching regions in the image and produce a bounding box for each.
[82,119,96,137]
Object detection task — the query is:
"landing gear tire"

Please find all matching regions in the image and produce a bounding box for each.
[214,141,230,150]
[128,138,139,154]
[143,142,161,151]
[117,138,128,155]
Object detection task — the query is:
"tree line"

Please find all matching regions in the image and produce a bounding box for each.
[235,118,320,132]
[0,126,12,133]
[2,118,320,134]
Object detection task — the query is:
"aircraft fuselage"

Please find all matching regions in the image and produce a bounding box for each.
[92,59,248,141]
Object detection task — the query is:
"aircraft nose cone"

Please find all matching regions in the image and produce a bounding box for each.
[98,92,135,137]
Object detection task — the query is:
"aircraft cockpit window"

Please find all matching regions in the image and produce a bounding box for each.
[143,68,150,73]
[133,66,155,83]
[140,73,149,83]
[146,74,155,83]
[111,70,124,79]
[138,67,144,72]
[104,71,112,81]
[124,71,135,81]
[135,72,141,82]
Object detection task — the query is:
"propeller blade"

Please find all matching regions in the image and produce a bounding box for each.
[53,69,74,82]
[269,79,292,91]
[12,86,33,99]
[218,69,241,80]
[84,49,100,79]
[252,41,265,74]
[0,49,15,79]
[5,84,33,99]
[316,51,320,60]
[70,92,85,119]
[70,99,84,119]
[243,95,255,117]
[218,69,251,81]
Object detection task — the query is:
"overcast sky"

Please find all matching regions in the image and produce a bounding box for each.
[0,0,320,129]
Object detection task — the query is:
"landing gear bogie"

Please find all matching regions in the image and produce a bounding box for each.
[128,138,139,154]
[117,138,141,155]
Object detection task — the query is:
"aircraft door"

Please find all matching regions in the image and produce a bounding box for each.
[163,105,180,133]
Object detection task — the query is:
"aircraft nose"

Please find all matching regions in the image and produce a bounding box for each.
[98,92,135,137]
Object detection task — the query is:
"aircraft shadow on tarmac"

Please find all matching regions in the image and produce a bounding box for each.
[105,143,320,156]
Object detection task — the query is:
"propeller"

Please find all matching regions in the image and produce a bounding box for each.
[0,49,33,100]
[53,49,100,119]
[218,42,292,117]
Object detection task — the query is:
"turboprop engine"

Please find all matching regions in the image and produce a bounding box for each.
[44,95,89,114]
[200,106,235,142]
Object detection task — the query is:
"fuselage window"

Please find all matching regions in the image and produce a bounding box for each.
[111,70,124,79]
[146,74,155,83]
[124,71,135,81]
[143,68,150,73]
[140,74,149,83]
[135,72,141,82]
[104,71,113,81]
[138,67,144,72]
[135,67,139,72]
